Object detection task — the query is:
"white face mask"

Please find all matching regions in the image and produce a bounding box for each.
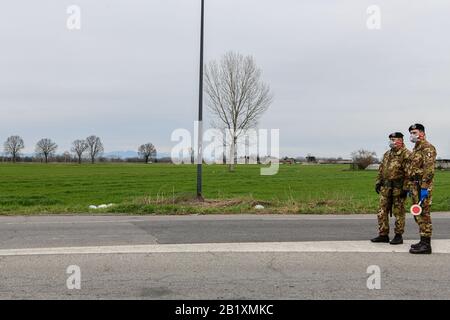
[410,134,419,143]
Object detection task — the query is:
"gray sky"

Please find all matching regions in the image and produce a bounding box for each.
[1,0,449,158]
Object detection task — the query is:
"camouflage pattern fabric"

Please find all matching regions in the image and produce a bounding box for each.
[376,147,410,236]
[377,186,406,235]
[405,140,437,237]
[411,187,433,237]
[376,147,410,185]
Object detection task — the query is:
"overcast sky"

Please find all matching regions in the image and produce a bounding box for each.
[1,0,449,158]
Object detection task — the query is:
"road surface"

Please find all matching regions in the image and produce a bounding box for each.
[1,213,449,299]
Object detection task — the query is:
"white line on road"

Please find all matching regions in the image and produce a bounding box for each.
[0,216,442,225]
[1,240,450,256]
[2,213,450,225]
[2,219,149,225]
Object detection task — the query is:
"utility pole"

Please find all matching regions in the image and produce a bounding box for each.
[197,0,205,200]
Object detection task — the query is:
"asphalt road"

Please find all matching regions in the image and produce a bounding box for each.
[1,213,450,299]
[2,213,450,248]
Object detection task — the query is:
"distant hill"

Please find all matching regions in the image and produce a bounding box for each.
[11,150,170,160]
[103,151,170,159]
[103,151,139,159]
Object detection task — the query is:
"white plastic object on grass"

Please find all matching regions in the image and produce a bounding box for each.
[89,203,114,210]
[254,205,265,210]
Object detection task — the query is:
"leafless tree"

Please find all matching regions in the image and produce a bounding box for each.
[86,135,104,164]
[186,147,195,164]
[3,135,25,163]
[35,138,58,163]
[71,140,88,164]
[351,149,377,170]
[204,51,273,171]
[138,143,157,163]
[63,151,71,163]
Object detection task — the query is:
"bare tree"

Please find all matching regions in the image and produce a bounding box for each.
[85,135,104,164]
[186,147,195,164]
[71,140,88,164]
[138,143,157,163]
[35,138,58,163]
[63,151,71,163]
[351,149,377,170]
[4,135,25,163]
[204,51,273,171]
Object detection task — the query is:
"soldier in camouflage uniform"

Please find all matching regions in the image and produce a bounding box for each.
[406,123,437,254]
[371,132,410,244]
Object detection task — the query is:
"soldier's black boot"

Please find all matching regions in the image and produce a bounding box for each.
[410,239,422,249]
[410,235,428,249]
[390,234,403,245]
[409,236,432,254]
[371,235,390,243]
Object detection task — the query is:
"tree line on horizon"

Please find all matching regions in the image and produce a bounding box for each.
[1,52,273,169]
[2,134,381,169]
[1,135,157,164]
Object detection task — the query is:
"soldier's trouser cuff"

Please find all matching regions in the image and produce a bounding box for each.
[420,232,432,237]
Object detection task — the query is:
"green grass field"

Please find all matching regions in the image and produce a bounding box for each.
[0,163,449,215]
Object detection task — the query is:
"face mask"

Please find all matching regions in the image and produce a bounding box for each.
[410,134,419,143]
[389,141,397,149]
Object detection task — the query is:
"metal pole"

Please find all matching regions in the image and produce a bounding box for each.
[197,0,204,199]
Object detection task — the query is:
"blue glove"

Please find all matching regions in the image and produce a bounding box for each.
[420,188,429,202]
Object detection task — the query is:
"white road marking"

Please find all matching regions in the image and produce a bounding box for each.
[2,213,450,225]
[1,240,450,256]
[3,219,148,225]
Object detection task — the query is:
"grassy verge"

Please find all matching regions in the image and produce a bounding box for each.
[0,163,449,215]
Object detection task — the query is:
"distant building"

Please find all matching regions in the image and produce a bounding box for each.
[335,159,353,165]
[317,159,353,165]
[436,159,450,169]
[364,160,449,170]
[306,155,317,163]
[280,157,296,165]
[366,164,380,171]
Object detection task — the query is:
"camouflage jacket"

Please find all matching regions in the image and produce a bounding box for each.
[405,140,437,189]
[376,147,410,187]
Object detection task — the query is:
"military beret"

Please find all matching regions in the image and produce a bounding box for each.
[389,132,404,139]
[409,123,425,132]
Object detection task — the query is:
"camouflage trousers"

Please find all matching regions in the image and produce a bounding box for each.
[377,187,406,236]
[410,187,433,238]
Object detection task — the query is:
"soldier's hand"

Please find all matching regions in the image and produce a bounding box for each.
[420,188,429,202]
[400,189,408,199]
[375,183,381,194]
